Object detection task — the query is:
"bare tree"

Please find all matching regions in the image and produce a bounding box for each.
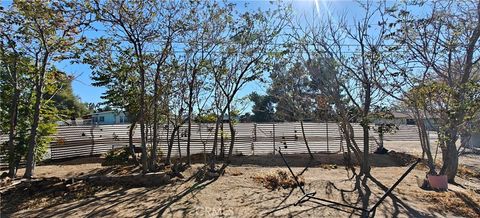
[288,1,391,214]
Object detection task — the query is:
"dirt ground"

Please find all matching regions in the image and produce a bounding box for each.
[1,142,480,217]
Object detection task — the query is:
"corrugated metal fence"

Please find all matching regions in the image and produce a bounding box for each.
[1,123,425,162]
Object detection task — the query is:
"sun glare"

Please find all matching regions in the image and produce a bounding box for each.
[313,0,321,16]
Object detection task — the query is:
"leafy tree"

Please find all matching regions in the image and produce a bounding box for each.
[194,113,218,123]
[88,0,159,171]
[268,62,314,121]
[0,55,62,177]
[48,72,89,119]
[86,0,188,170]
[176,0,230,165]
[1,0,89,178]
[388,0,480,182]
[210,2,289,164]
[239,113,252,123]
[249,92,275,122]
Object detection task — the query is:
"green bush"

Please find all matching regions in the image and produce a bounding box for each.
[103,147,130,166]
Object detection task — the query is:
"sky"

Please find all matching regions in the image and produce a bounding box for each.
[64,0,363,105]
[1,0,376,111]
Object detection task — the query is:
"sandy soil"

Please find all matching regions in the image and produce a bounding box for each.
[1,143,480,217]
[11,156,105,178]
[384,140,480,176]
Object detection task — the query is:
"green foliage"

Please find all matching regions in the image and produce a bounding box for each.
[268,62,314,121]
[102,147,130,166]
[408,81,480,143]
[0,53,67,165]
[370,108,399,134]
[408,81,480,124]
[195,113,217,123]
[249,92,275,122]
[47,72,89,118]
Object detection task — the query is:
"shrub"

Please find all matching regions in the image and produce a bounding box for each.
[252,170,304,190]
[102,147,130,166]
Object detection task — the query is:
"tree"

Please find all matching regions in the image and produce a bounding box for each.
[389,0,480,182]
[87,0,186,171]
[288,1,391,214]
[0,8,26,177]
[179,0,229,165]
[88,0,157,172]
[1,0,89,178]
[249,92,275,122]
[210,2,289,165]
[0,56,68,178]
[268,62,314,121]
[85,39,141,165]
[48,72,89,119]
[0,34,29,177]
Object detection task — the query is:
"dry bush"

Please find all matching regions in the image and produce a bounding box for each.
[457,165,480,179]
[388,151,420,166]
[102,147,130,166]
[320,164,338,170]
[416,190,480,217]
[252,170,304,190]
[225,169,243,176]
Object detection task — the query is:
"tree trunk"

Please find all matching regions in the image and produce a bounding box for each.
[137,48,148,172]
[24,53,48,179]
[211,117,221,156]
[220,122,225,159]
[186,72,195,165]
[150,84,159,171]
[227,112,236,161]
[361,124,371,176]
[187,105,193,165]
[128,121,139,166]
[140,117,147,172]
[7,86,20,178]
[460,131,471,150]
[24,86,44,178]
[378,128,384,149]
[340,121,363,168]
[177,127,182,158]
[165,125,179,165]
[418,117,435,174]
[150,121,158,170]
[440,129,459,183]
[210,114,222,170]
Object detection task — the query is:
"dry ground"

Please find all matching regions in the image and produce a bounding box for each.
[1,142,480,217]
